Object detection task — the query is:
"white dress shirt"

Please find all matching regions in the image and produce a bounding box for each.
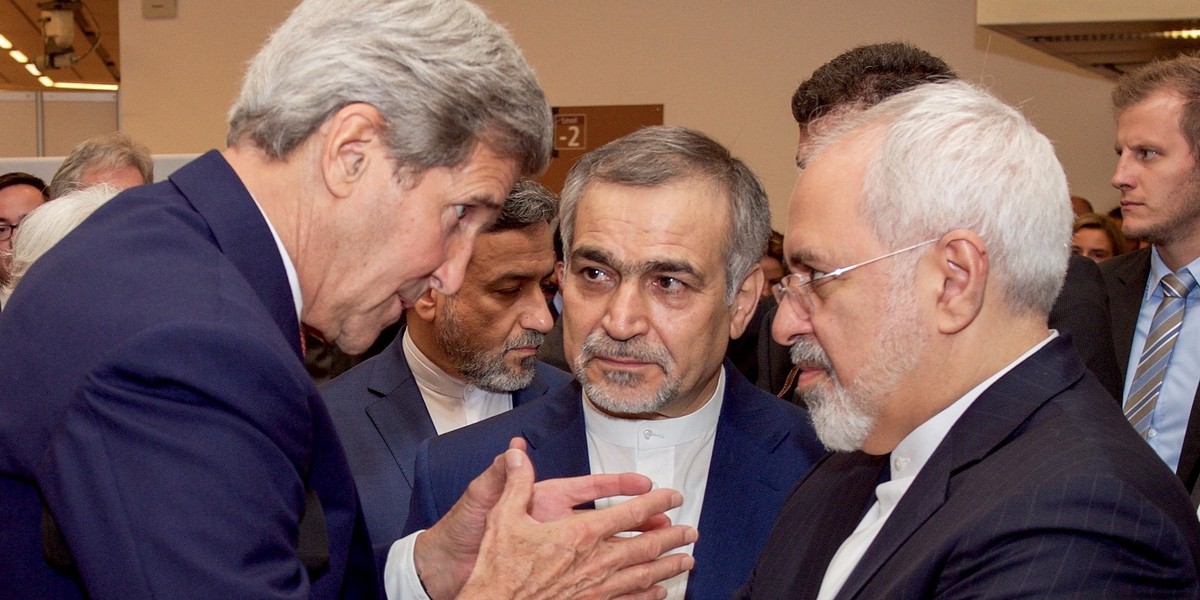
[249,196,302,320]
[816,332,1057,600]
[401,329,512,435]
[383,370,727,600]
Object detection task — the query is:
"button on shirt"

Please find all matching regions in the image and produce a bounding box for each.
[582,370,725,600]
[402,329,512,435]
[383,371,726,600]
[816,333,1057,600]
[1124,251,1200,471]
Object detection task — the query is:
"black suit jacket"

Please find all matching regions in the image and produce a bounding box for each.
[535,314,571,372]
[737,336,1200,599]
[0,151,375,599]
[319,331,570,571]
[1102,248,1200,493]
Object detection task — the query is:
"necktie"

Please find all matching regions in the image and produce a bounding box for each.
[1124,270,1196,438]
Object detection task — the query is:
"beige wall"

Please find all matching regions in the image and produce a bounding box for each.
[118,0,297,154]
[0,92,118,157]
[116,0,1122,224]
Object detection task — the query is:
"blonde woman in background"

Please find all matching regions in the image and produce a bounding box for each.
[0,185,117,308]
[1071,212,1127,264]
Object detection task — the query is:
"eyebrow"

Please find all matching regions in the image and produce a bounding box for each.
[572,244,706,284]
[471,193,505,211]
[489,265,556,285]
[785,247,829,271]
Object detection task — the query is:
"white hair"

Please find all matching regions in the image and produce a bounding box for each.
[1,185,118,305]
[226,0,551,176]
[809,80,1072,317]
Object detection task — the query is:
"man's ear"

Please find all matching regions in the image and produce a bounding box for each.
[318,103,386,199]
[729,265,764,340]
[933,229,988,335]
[411,288,439,323]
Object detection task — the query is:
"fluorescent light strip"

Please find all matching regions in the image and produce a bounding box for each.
[52,81,119,91]
[0,35,11,50]
[38,76,53,87]
[9,49,28,63]
[25,63,41,76]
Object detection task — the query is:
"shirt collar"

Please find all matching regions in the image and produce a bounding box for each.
[888,331,1058,481]
[402,328,471,398]
[1148,248,1199,302]
[249,195,302,321]
[582,368,726,449]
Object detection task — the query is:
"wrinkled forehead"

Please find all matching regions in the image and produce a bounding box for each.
[787,127,883,264]
[465,222,555,278]
[571,179,731,268]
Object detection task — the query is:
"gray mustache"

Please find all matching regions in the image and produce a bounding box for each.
[789,337,833,372]
[578,332,670,369]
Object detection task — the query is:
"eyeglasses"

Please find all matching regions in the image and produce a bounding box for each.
[0,221,19,243]
[772,238,937,312]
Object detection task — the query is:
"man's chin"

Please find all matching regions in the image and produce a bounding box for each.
[583,382,668,416]
[806,389,875,453]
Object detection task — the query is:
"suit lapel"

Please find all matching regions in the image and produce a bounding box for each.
[690,365,812,595]
[521,382,592,481]
[836,337,1084,599]
[1107,249,1151,377]
[169,151,303,359]
[512,369,552,407]
[364,334,436,489]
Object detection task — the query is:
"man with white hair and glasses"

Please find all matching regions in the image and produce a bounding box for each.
[736,81,1200,599]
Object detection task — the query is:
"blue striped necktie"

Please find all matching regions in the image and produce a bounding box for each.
[1124,270,1197,438]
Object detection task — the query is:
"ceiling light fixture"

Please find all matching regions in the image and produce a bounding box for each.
[0,35,12,50]
[38,76,54,87]
[52,81,118,91]
[9,50,29,64]
[25,64,42,77]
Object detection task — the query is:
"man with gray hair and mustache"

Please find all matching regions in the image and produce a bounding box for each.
[737,80,1200,599]
[321,179,571,572]
[401,125,825,600]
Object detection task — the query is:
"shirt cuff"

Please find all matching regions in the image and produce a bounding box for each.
[383,530,432,600]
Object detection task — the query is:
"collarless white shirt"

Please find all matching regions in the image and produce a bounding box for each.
[581,369,725,600]
[384,370,725,600]
[401,329,512,435]
[816,332,1057,600]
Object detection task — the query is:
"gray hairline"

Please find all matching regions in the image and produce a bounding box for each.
[802,81,1071,318]
[486,179,559,234]
[49,133,153,199]
[225,0,551,178]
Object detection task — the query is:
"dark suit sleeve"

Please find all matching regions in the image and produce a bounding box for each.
[934,472,1199,599]
[1050,255,1123,401]
[40,321,317,600]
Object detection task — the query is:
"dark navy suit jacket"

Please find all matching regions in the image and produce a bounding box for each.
[736,336,1200,599]
[1102,247,1200,495]
[404,361,825,600]
[320,332,570,570]
[0,151,375,599]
